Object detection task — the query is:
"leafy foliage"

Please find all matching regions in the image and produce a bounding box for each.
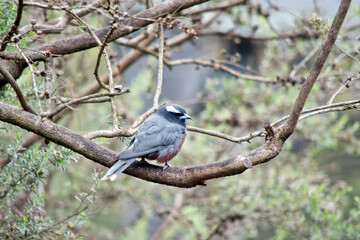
[0,135,100,239]
[0,0,16,40]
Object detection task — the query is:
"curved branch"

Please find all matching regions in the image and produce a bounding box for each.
[0,101,282,188]
[0,0,24,51]
[0,64,36,115]
[280,0,352,140]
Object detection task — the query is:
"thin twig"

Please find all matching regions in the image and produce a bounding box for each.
[15,43,42,112]
[335,43,360,66]
[281,0,352,140]
[44,56,54,115]
[187,126,264,143]
[84,106,158,140]
[68,10,110,90]
[169,58,275,83]
[46,88,130,118]
[189,99,360,143]
[23,2,79,11]
[197,29,320,42]
[153,21,164,107]
[182,0,246,15]
[0,0,24,51]
[289,45,321,78]
[93,27,116,91]
[273,99,360,127]
[68,10,119,129]
[299,104,359,121]
[326,77,352,105]
[101,27,118,130]
[0,64,36,114]
[84,99,360,142]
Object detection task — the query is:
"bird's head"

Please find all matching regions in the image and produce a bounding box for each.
[157,104,192,124]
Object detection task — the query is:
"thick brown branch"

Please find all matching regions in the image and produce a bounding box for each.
[0,102,116,167]
[0,101,283,188]
[0,0,210,86]
[280,0,352,140]
[0,33,155,167]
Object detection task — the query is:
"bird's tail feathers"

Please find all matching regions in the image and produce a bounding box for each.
[101,158,136,181]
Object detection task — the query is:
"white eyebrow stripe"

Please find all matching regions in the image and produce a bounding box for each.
[166,105,181,113]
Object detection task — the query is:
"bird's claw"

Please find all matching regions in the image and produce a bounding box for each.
[163,162,171,171]
[140,158,148,165]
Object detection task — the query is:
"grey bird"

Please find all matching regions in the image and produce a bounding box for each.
[101,104,192,181]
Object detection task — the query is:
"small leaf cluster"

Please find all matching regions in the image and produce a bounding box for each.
[0,136,84,239]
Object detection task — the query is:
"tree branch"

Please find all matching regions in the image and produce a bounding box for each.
[153,22,164,107]
[0,32,155,167]
[0,64,36,115]
[0,98,357,187]
[0,0,24,51]
[280,0,352,140]
[0,0,210,86]
[0,101,282,188]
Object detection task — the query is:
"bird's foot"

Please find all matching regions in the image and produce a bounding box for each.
[140,158,148,165]
[163,162,171,171]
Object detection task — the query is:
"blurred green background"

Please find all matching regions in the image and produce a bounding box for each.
[1,0,360,239]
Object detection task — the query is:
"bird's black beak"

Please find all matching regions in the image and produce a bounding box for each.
[180,114,192,120]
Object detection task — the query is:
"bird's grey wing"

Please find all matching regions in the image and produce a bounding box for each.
[117,120,165,160]
[118,122,185,160]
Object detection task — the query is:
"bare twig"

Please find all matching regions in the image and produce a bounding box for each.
[289,45,321,78]
[15,43,42,112]
[84,105,158,140]
[44,56,54,115]
[335,43,360,66]
[280,0,352,140]
[187,126,264,144]
[46,88,130,118]
[19,0,106,35]
[23,2,69,10]
[197,29,320,42]
[299,103,359,121]
[67,10,110,91]
[93,26,116,91]
[182,0,246,16]
[0,0,24,51]
[68,10,119,129]
[154,21,164,107]
[0,64,36,115]
[273,99,360,127]
[189,99,360,143]
[326,77,352,105]
[169,58,275,83]
[103,28,119,130]
[115,39,273,83]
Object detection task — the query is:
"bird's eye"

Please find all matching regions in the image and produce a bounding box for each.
[173,112,183,116]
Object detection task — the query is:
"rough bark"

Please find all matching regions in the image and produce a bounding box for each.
[280,0,352,140]
[0,102,282,188]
